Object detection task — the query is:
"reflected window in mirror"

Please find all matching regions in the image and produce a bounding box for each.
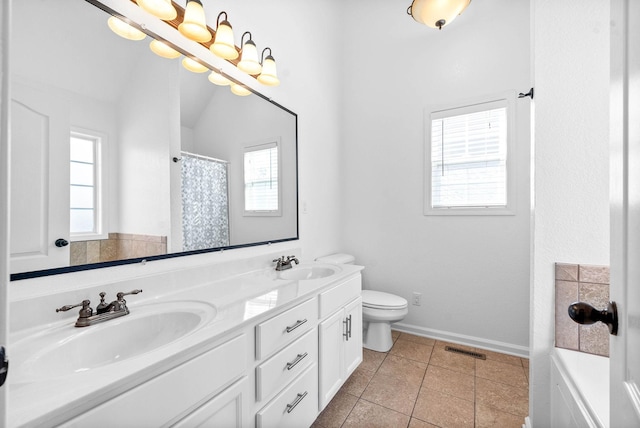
[70,129,106,240]
[244,141,281,216]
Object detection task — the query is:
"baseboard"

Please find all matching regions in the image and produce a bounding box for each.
[391,322,530,358]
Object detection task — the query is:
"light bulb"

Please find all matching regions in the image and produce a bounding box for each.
[238,38,262,75]
[257,54,279,86]
[211,13,238,60]
[230,83,251,96]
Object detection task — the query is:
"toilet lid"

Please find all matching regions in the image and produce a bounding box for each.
[362,290,408,309]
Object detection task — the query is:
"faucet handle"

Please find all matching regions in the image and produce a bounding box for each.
[56,300,91,313]
[116,289,143,302]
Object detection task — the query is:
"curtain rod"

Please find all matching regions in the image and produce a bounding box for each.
[173,151,230,164]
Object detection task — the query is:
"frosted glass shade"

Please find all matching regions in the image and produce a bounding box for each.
[230,83,251,96]
[208,71,231,86]
[409,0,471,29]
[237,40,262,75]
[257,56,279,86]
[211,22,238,60]
[182,57,208,73]
[136,0,177,21]
[107,16,146,41]
[178,0,212,42]
[149,39,181,58]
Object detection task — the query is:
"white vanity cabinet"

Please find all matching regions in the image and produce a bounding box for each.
[318,275,363,410]
[60,334,249,427]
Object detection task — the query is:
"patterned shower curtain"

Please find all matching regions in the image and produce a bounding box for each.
[180,152,230,251]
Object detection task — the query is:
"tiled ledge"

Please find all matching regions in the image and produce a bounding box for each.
[555,263,610,357]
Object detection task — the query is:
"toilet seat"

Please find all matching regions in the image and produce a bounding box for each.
[362,290,408,310]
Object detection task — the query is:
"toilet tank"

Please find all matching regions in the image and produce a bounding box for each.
[315,253,356,264]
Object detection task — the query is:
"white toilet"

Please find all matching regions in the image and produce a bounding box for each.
[315,253,409,352]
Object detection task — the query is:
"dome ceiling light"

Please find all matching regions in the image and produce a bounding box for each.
[407,0,472,30]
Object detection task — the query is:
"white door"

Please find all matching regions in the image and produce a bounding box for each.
[610,0,640,425]
[10,82,70,274]
[343,297,363,377]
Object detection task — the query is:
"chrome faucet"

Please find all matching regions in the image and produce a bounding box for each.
[273,255,299,271]
[56,289,143,327]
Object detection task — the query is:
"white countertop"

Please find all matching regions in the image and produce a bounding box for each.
[8,261,363,427]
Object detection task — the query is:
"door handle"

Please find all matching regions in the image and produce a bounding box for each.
[55,238,69,247]
[568,301,618,335]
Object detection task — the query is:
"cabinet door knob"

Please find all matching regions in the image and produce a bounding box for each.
[55,238,69,247]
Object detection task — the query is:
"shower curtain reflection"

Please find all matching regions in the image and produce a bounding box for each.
[180,152,230,251]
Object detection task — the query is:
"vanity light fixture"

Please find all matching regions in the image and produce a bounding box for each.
[210,12,239,60]
[107,16,146,40]
[182,57,208,73]
[149,39,182,58]
[208,70,231,86]
[179,0,212,42]
[237,32,262,75]
[407,0,471,30]
[257,48,280,87]
[230,83,252,96]
[136,0,177,21]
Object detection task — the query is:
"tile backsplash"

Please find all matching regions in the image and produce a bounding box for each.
[70,233,167,265]
[555,263,610,357]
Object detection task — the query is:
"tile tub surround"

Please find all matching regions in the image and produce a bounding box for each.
[70,233,167,265]
[312,331,529,428]
[555,263,610,357]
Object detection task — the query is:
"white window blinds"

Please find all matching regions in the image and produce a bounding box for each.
[430,101,508,209]
[244,142,280,214]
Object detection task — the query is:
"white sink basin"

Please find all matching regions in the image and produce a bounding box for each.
[12,301,216,384]
[278,264,341,280]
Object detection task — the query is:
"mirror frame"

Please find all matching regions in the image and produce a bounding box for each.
[10,0,299,281]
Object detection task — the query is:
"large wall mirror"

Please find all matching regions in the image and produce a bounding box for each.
[9,0,298,280]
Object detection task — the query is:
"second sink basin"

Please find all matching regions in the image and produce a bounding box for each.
[278,264,342,280]
[12,301,217,384]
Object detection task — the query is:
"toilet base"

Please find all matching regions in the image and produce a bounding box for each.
[363,321,394,352]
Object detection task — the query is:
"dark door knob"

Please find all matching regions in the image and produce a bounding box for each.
[568,301,618,335]
[55,238,69,247]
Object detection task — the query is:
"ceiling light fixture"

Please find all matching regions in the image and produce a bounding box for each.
[237,32,262,75]
[257,48,279,87]
[179,0,211,42]
[210,12,238,60]
[407,0,471,30]
[230,83,251,96]
[136,0,177,21]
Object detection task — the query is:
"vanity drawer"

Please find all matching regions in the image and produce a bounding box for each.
[318,274,361,319]
[61,334,247,427]
[256,297,317,359]
[256,328,317,402]
[256,363,318,428]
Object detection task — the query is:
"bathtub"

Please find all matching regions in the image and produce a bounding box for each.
[550,348,609,428]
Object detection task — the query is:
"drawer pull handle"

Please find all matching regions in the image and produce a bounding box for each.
[348,314,352,339]
[285,319,307,333]
[286,352,308,370]
[286,391,308,413]
[343,318,349,340]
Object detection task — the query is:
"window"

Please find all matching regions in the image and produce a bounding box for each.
[243,141,281,216]
[70,130,105,238]
[425,95,514,215]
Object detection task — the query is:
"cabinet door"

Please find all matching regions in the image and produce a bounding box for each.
[318,310,345,410]
[173,377,250,428]
[343,297,362,377]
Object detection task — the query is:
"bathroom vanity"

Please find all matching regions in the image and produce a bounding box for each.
[8,253,363,427]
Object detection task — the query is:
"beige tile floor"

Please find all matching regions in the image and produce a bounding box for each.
[312,331,529,428]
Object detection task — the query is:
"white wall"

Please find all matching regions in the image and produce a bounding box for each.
[340,0,531,353]
[530,0,610,425]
